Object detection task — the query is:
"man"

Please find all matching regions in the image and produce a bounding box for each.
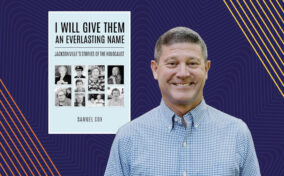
[55,65,71,84]
[105,27,260,176]
[75,65,86,78]
[74,79,85,92]
[108,88,124,106]
[55,89,71,106]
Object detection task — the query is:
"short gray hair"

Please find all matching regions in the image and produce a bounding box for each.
[154,27,208,61]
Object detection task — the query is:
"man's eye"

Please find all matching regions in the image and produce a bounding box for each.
[189,62,197,65]
[168,62,176,65]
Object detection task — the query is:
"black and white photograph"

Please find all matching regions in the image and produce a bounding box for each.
[88,65,105,91]
[74,93,85,107]
[74,79,85,92]
[55,65,72,85]
[107,65,124,84]
[107,87,124,106]
[55,87,72,106]
[74,65,86,78]
[88,94,105,107]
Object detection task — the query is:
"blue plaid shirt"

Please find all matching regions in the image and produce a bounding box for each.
[105,99,260,176]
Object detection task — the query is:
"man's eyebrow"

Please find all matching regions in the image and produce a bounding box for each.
[188,56,202,61]
[164,57,177,62]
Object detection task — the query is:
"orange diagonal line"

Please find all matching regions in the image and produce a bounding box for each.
[0,153,15,176]
[240,1,284,68]
[269,0,284,24]
[0,141,25,176]
[0,119,35,176]
[276,0,284,13]
[223,0,284,97]
[256,0,284,44]
[0,102,41,176]
[0,163,9,176]
[0,80,61,176]
[250,0,284,55]
[0,91,50,176]
[230,0,284,87]
[262,0,284,33]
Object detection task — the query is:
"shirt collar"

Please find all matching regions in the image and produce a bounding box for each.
[159,98,208,130]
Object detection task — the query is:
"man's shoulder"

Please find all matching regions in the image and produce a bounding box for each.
[115,106,159,138]
[207,105,249,133]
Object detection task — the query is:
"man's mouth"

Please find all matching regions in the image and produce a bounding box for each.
[172,82,195,87]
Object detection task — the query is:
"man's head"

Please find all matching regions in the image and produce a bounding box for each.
[151,27,211,107]
[75,66,84,77]
[97,94,102,100]
[76,79,83,89]
[58,65,67,76]
[57,90,66,102]
[112,67,119,76]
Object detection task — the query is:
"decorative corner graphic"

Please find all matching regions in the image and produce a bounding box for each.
[0,79,61,176]
[223,0,284,97]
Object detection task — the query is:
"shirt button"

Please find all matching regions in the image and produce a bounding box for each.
[183,142,187,147]
[168,125,172,130]
[183,171,187,176]
[194,124,199,128]
[174,117,178,122]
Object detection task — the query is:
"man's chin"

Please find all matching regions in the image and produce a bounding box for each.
[171,97,196,105]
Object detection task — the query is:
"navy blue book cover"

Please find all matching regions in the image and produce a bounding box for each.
[0,0,283,175]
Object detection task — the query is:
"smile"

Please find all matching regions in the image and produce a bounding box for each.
[172,82,195,87]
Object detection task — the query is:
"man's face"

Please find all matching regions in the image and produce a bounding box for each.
[112,67,119,75]
[58,91,66,102]
[76,81,83,89]
[58,66,67,76]
[76,70,82,76]
[97,94,101,100]
[151,42,210,106]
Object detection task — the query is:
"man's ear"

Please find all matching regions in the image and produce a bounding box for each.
[205,60,211,80]
[151,60,158,80]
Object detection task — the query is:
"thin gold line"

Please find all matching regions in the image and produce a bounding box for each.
[262,0,284,33]
[239,0,284,71]
[0,80,61,176]
[223,0,284,97]
[231,0,284,86]
[276,0,284,13]
[250,1,284,55]
[269,0,284,23]
[256,0,284,43]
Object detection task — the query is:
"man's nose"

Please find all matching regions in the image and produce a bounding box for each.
[176,64,190,78]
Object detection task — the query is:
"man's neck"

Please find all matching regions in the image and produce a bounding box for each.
[163,97,202,117]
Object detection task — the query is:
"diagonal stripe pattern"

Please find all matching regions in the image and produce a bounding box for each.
[223,0,284,97]
[0,79,61,176]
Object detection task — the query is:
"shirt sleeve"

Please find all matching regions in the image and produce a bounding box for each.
[104,129,131,176]
[238,121,261,176]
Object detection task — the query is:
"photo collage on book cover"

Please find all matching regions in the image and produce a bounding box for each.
[54,65,124,107]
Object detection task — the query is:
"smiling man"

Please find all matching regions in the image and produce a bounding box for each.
[105,27,260,176]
